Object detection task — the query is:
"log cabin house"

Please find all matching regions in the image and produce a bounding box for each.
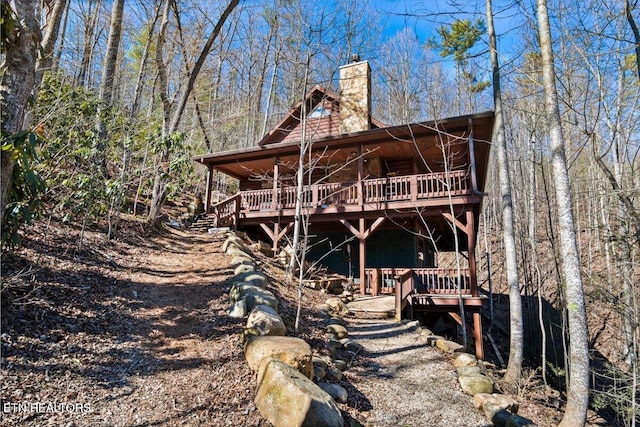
[194,60,494,359]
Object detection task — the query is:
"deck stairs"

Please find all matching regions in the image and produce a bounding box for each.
[189,214,218,232]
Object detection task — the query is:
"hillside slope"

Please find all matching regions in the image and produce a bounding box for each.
[0,216,603,426]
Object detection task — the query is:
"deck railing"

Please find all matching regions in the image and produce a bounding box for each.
[236,169,470,212]
[363,267,472,296]
[210,194,241,228]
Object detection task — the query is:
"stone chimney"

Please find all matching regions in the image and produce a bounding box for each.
[339,58,371,134]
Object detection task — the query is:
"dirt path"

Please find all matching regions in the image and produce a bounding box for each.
[93,230,263,426]
[344,318,489,427]
[2,225,266,426]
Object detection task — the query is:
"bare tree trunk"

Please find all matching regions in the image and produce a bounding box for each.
[96,0,125,153]
[148,0,239,223]
[99,0,124,107]
[172,2,212,148]
[53,0,70,72]
[167,0,239,134]
[147,0,172,222]
[536,1,590,425]
[35,0,67,85]
[130,7,159,119]
[289,55,311,281]
[530,140,547,386]
[486,0,523,385]
[597,64,638,369]
[261,58,279,139]
[1,0,41,219]
[76,0,102,88]
[23,0,66,130]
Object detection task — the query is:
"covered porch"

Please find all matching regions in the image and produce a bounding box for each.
[193,112,493,359]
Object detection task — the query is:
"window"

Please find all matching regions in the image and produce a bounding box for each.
[309,106,331,118]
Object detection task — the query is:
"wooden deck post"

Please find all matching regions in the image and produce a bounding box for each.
[359,217,367,295]
[272,158,279,211]
[272,223,280,252]
[410,174,418,202]
[260,222,293,253]
[357,144,364,206]
[233,196,240,230]
[205,165,213,214]
[340,217,386,296]
[466,209,478,297]
[473,311,484,360]
[371,268,379,295]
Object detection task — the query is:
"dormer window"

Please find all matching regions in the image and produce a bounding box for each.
[309,106,332,118]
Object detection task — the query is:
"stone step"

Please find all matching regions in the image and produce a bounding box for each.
[346,295,395,318]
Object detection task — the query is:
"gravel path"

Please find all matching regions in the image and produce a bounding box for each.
[345,318,490,427]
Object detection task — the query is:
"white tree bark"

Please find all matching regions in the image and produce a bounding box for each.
[0,0,41,218]
[486,0,523,385]
[536,1,590,425]
[35,0,67,86]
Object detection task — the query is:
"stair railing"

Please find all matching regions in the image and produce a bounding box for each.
[209,194,241,228]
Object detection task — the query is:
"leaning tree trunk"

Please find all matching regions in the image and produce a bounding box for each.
[148,0,239,224]
[0,0,41,220]
[35,0,67,86]
[486,0,523,385]
[96,0,125,149]
[99,0,125,108]
[536,1,590,425]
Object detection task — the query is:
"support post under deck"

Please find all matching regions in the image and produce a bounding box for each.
[340,217,385,296]
[359,218,366,295]
[260,222,293,253]
[205,165,213,214]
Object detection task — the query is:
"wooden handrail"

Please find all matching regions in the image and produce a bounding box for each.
[395,269,415,321]
[237,170,470,212]
[364,267,473,295]
[209,193,241,228]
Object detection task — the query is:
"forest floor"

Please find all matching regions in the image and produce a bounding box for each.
[0,215,609,426]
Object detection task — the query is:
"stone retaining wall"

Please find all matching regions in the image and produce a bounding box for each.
[221,231,344,427]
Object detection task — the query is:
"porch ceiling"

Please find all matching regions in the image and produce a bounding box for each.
[194,111,494,191]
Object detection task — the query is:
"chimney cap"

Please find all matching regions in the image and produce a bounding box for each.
[351,53,360,63]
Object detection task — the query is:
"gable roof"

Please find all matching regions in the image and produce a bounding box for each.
[258,84,386,147]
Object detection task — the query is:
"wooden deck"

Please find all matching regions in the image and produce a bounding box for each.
[208,170,477,227]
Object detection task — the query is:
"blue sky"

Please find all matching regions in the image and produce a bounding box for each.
[372,0,485,41]
[371,0,527,57]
